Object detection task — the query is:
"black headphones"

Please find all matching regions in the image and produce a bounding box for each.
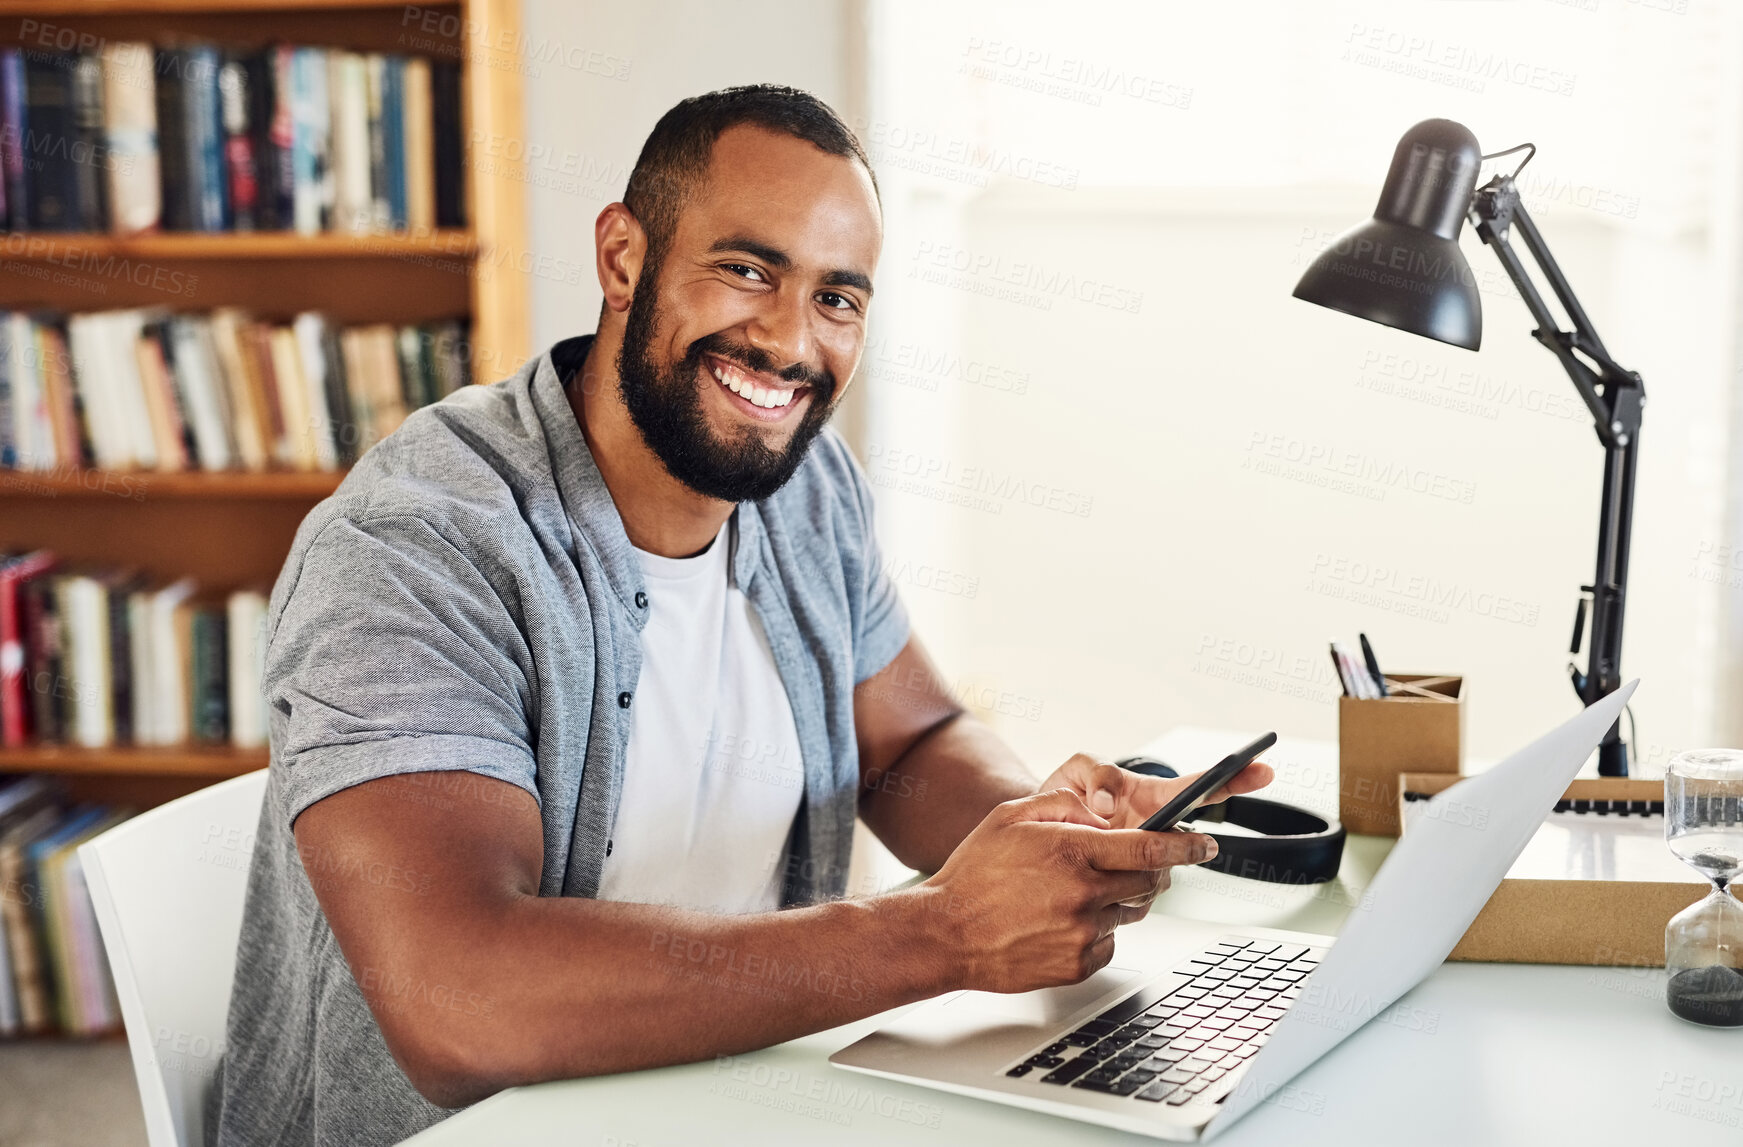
[1116,756,1346,885]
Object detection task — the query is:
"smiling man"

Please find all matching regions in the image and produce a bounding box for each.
[206,86,1270,1147]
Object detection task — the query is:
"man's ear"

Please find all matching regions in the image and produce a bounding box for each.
[595,202,647,315]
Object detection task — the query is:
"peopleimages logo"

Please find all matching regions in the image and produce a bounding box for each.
[1310,233,1476,297]
[1244,432,1478,506]
[708,1056,945,1129]
[1309,552,1540,627]
[881,556,981,598]
[859,658,1046,723]
[1341,23,1578,97]
[859,332,1030,396]
[1355,349,1586,425]
[651,932,874,1005]
[909,241,1144,314]
[958,37,1193,110]
[0,233,199,298]
[865,443,1094,519]
[863,119,1080,189]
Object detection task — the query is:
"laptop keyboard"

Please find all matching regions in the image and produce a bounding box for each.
[1002,936,1325,1105]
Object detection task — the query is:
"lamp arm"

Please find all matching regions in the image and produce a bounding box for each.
[1468,176,1645,446]
[1466,175,1642,777]
[1510,204,1618,367]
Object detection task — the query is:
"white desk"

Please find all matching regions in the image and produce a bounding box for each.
[401,728,1743,1146]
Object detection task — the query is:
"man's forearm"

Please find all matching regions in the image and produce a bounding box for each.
[393,883,960,1106]
[859,712,1036,874]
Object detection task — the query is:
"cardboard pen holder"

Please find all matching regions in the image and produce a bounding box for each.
[1338,674,1464,836]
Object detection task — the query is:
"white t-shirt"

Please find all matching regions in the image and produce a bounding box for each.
[597,515,806,914]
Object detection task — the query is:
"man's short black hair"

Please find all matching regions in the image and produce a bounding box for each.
[622,84,878,270]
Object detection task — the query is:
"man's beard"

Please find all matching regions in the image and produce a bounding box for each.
[615,277,839,503]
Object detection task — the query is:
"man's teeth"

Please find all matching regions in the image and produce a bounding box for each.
[711,361,795,409]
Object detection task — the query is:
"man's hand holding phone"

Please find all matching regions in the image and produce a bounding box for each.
[924,736,1277,995]
[1037,741,1276,831]
[922,788,1221,993]
[1033,734,1275,911]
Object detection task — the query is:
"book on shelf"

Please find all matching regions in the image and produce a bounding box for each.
[0,549,54,746]
[0,307,472,474]
[218,54,259,232]
[430,59,463,229]
[100,43,162,238]
[0,39,464,236]
[329,51,368,233]
[0,550,269,752]
[0,774,133,1037]
[19,51,75,231]
[1,51,24,229]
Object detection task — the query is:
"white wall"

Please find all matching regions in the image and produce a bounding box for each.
[862,0,1743,776]
[882,186,1733,772]
[518,0,859,351]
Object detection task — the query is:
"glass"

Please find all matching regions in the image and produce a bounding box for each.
[1664,749,1743,1027]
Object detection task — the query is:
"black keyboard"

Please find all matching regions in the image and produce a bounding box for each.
[1001,936,1324,1106]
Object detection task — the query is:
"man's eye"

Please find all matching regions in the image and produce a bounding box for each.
[724,263,765,282]
[818,292,858,312]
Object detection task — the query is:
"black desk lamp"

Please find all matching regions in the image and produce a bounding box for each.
[1292,118,1642,777]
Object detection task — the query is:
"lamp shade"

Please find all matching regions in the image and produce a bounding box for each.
[1293,119,1485,350]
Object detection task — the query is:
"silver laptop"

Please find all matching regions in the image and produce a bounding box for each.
[831,682,1638,1141]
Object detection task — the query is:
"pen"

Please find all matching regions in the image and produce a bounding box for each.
[1329,643,1351,696]
[1333,642,1373,699]
[1359,632,1389,697]
[1340,643,1377,699]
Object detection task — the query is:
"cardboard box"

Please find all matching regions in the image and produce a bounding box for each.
[1400,774,1709,966]
[1338,674,1463,836]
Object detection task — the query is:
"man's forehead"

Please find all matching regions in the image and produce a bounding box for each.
[680,125,881,270]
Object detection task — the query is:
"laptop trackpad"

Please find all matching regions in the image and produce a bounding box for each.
[943,965,1143,1027]
[834,966,1150,1074]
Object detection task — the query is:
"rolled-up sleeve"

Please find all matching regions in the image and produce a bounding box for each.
[839,448,910,685]
[264,513,540,827]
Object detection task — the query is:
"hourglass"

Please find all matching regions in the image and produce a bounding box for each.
[1664,749,1743,1027]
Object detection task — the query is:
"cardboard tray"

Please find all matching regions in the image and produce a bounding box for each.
[1399,774,1709,966]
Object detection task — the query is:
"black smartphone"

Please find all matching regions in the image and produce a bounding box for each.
[1138,732,1277,832]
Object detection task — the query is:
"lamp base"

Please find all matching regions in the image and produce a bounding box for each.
[1597,727,1629,778]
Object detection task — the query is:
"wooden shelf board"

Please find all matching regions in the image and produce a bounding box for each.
[0,744,266,778]
[0,230,478,261]
[0,1,455,14]
[0,468,344,499]
[0,1029,127,1044]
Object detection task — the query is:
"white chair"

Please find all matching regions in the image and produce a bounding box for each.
[79,770,268,1147]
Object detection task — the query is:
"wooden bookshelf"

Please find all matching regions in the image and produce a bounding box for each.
[0,0,529,806]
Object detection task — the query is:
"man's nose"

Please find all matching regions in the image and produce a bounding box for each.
[745,283,814,375]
